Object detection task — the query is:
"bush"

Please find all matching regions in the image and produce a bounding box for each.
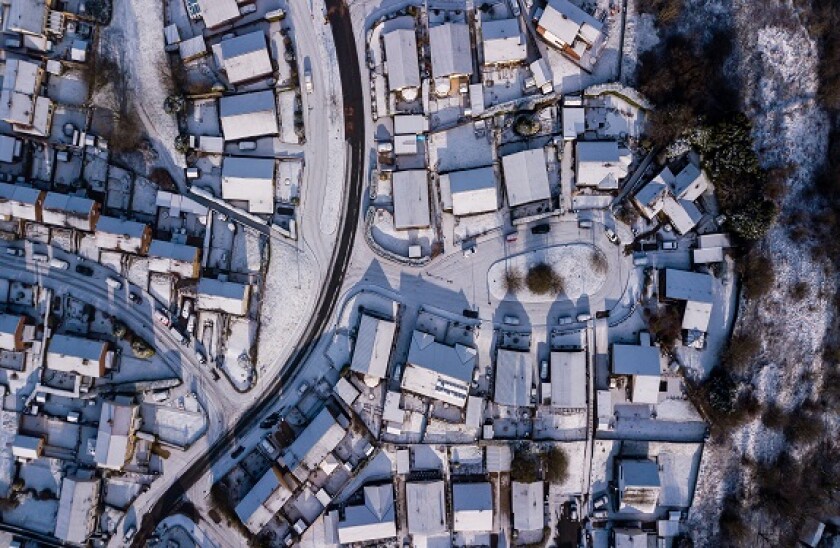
[783,407,824,444]
[740,250,775,300]
[589,251,608,275]
[789,281,810,301]
[646,304,682,349]
[543,446,569,483]
[636,0,685,26]
[503,267,523,293]
[721,332,761,375]
[761,403,787,430]
[719,495,749,544]
[525,263,563,295]
[511,449,540,483]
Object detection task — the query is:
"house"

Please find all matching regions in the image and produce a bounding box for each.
[618,459,661,513]
[694,233,731,265]
[5,0,51,39]
[383,29,421,92]
[0,315,25,351]
[197,278,251,316]
[148,240,201,279]
[439,167,499,216]
[0,183,43,221]
[405,481,447,536]
[632,170,671,219]
[215,31,273,85]
[482,19,527,65]
[11,434,43,461]
[551,351,586,409]
[512,481,544,532]
[46,334,110,378]
[670,161,709,201]
[530,58,554,94]
[94,216,152,255]
[235,467,294,534]
[661,196,702,234]
[392,170,431,229]
[661,269,714,335]
[429,23,472,80]
[401,330,477,407]
[502,149,551,207]
[350,314,396,384]
[221,157,275,214]
[575,141,631,190]
[632,160,709,233]
[197,0,240,29]
[54,476,100,544]
[280,407,346,481]
[42,193,100,231]
[452,483,493,531]
[494,349,534,407]
[94,400,139,470]
[220,91,279,141]
[611,343,661,404]
[335,483,397,544]
[0,59,54,136]
[536,0,604,62]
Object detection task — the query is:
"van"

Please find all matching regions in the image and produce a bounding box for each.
[49,258,69,270]
[238,141,258,151]
[31,253,49,263]
[5,248,23,257]
[106,277,123,290]
[304,71,313,93]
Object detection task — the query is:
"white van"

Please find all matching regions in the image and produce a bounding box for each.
[49,258,69,270]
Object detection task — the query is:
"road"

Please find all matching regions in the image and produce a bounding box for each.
[130,0,366,542]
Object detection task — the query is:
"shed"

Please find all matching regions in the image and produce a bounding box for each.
[392,170,431,229]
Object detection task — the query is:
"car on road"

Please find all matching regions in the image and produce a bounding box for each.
[259,437,278,457]
[661,240,678,250]
[503,315,521,326]
[605,227,620,244]
[304,71,313,93]
[531,223,550,235]
[49,258,69,270]
[75,264,94,276]
[123,527,136,542]
[463,246,476,257]
[5,248,23,257]
[154,310,171,327]
[128,292,141,304]
[593,493,609,509]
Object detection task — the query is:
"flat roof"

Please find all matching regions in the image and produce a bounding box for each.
[612,344,660,377]
[682,300,712,333]
[221,157,275,214]
[95,216,149,238]
[482,19,527,64]
[220,91,279,141]
[502,149,551,207]
[149,240,199,262]
[551,351,587,408]
[452,482,493,531]
[392,170,431,229]
[429,23,472,78]
[405,481,446,535]
[197,0,240,28]
[663,269,713,303]
[443,167,499,216]
[494,349,533,407]
[219,31,273,84]
[384,29,421,90]
[350,314,396,379]
[512,481,544,532]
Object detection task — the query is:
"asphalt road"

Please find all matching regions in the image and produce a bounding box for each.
[131,0,365,543]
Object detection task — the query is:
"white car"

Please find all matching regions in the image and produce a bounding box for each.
[463,246,477,257]
[604,227,620,244]
[503,315,520,326]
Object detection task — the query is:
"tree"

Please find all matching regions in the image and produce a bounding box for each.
[543,446,569,483]
[514,115,540,137]
[511,449,540,483]
[525,263,563,295]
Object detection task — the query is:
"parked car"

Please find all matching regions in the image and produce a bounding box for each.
[578,219,593,229]
[592,508,608,519]
[604,227,620,244]
[75,264,94,276]
[576,313,592,322]
[31,253,49,263]
[540,360,549,381]
[304,71,313,93]
[231,446,245,459]
[661,240,678,250]
[106,277,122,290]
[154,309,171,327]
[5,248,23,257]
[463,309,479,319]
[123,527,136,543]
[569,501,578,521]
[503,315,520,326]
[558,316,573,325]
[593,493,609,509]
[259,437,278,456]
[505,232,518,242]
[531,223,550,235]
[128,292,141,304]
[463,246,477,257]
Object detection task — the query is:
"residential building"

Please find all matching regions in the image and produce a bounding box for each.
[350,314,396,383]
[46,334,110,378]
[220,90,279,141]
[281,407,346,481]
[235,467,294,534]
[536,0,604,62]
[429,23,472,80]
[494,349,534,407]
[401,330,477,407]
[392,170,431,229]
[452,482,493,531]
[148,240,201,279]
[482,19,527,65]
[5,0,51,38]
[405,480,446,536]
[512,481,544,532]
[42,193,100,231]
[383,29,421,92]
[94,400,140,471]
[197,0,240,29]
[215,31,273,85]
[335,483,397,544]
[551,350,586,409]
[661,269,714,336]
[575,141,631,190]
[0,315,25,351]
[439,167,499,216]
[0,183,44,221]
[197,278,251,316]
[632,160,709,234]
[502,149,551,207]
[618,459,661,513]
[11,434,43,461]
[0,59,54,136]
[54,476,100,544]
[563,100,586,140]
[221,156,275,214]
[611,343,661,404]
[94,216,152,255]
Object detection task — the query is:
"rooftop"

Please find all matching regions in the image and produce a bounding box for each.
[494,349,533,407]
[219,91,279,141]
[452,482,493,531]
[217,31,273,84]
[405,481,446,535]
[392,170,431,229]
[501,148,551,207]
[350,314,396,380]
[429,23,473,78]
[482,19,527,65]
[337,484,397,544]
[384,29,421,91]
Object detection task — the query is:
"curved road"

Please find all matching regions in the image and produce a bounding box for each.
[132,0,365,543]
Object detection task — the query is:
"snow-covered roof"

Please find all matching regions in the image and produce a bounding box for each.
[692,247,723,265]
[441,166,499,216]
[197,0,240,28]
[7,0,46,35]
[217,31,273,84]
[11,95,53,137]
[47,334,108,378]
[663,269,713,303]
[350,314,396,380]
[220,91,279,141]
[502,148,551,207]
[221,156,275,214]
[429,23,472,78]
[394,115,428,134]
[3,59,41,95]
[482,19,527,65]
[452,482,493,531]
[384,29,421,91]
[235,467,292,534]
[0,314,24,351]
[551,351,586,408]
[670,162,709,202]
[11,434,42,459]
[156,190,208,216]
[632,177,669,218]
[612,344,660,377]
[537,0,604,47]
[698,233,731,249]
[282,408,345,475]
[42,192,98,230]
[512,481,544,532]
[402,330,476,406]
[682,300,713,333]
[563,105,585,140]
[149,240,200,263]
[661,196,701,234]
[576,141,630,189]
[197,278,251,316]
[405,481,446,535]
[95,401,137,470]
[494,349,533,407]
[94,216,151,254]
[54,476,99,544]
[530,58,553,89]
[614,528,651,548]
[0,135,17,163]
[392,170,431,229]
[337,484,397,544]
[618,459,661,513]
[179,35,207,61]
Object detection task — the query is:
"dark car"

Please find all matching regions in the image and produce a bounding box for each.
[128,293,141,304]
[531,223,550,235]
[231,446,245,459]
[260,412,282,429]
[75,264,94,276]
[463,309,479,319]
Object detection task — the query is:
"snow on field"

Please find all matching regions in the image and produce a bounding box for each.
[487,245,608,301]
[255,240,319,372]
[222,318,257,391]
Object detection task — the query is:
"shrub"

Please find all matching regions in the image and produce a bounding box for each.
[740,250,775,299]
[589,251,608,275]
[543,446,569,483]
[646,303,682,349]
[789,281,810,301]
[761,403,787,430]
[525,263,563,295]
[719,495,749,544]
[721,332,761,375]
[636,0,685,26]
[783,407,824,444]
[503,267,523,293]
[511,448,540,483]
